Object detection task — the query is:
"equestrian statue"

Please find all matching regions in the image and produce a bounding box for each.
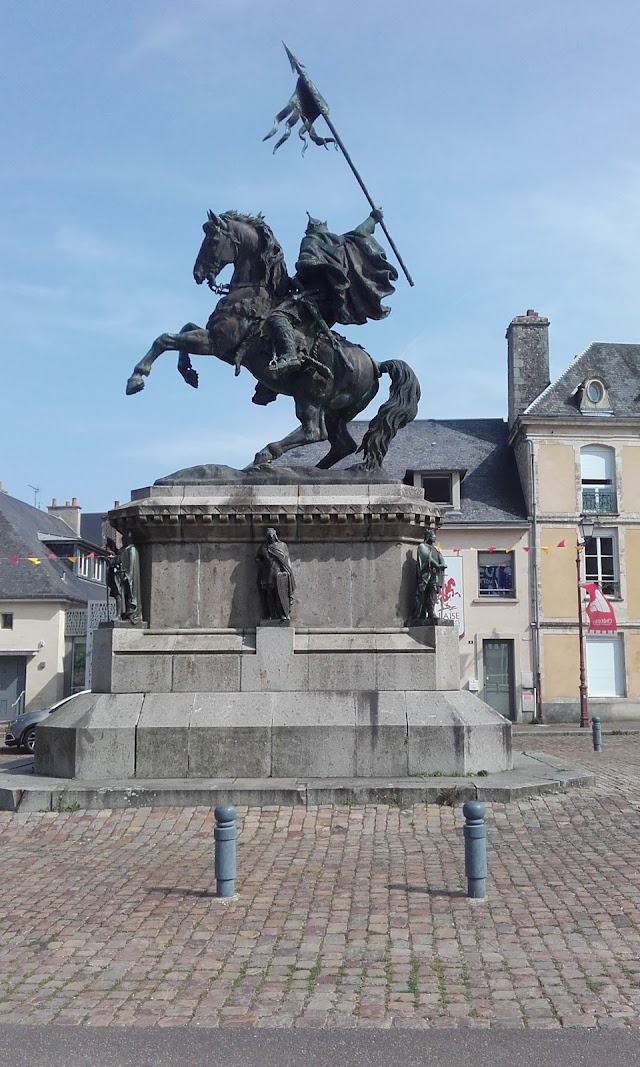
[126,207,420,470]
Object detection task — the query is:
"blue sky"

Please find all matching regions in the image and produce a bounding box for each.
[3,0,640,512]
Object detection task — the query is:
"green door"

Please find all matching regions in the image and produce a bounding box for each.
[0,657,26,719]
[483,640,514,720]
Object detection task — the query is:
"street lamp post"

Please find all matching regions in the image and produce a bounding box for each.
[576,516,594,728]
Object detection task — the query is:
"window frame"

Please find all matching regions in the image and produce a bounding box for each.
[477,550,516,599]
[75,549,107,584]
[580,445,617,514]
[421,473,453,506]
[1,612,14,630]
[586,379,604,404]
[69,636,87,694]
[584,528,620,598]
[586,635,625,697]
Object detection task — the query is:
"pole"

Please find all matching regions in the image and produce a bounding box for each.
[462,801,487,898]
[529,440,543,721]
[214,803,237,898]
[577,547,589,728]
[319,112,414,287]
[591,716,602,752]
[282,44,414,287]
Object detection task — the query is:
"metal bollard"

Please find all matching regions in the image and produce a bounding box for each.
[214,803,237,898]
[591,716,602,752]
[462,800,487,899]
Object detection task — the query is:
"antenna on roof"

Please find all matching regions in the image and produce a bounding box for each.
[28,484,40,509]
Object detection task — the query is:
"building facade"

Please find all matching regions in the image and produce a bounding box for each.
[0,489,112,716]
[509,312,640,720]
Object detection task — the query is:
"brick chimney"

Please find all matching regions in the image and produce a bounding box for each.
[506,310,550,428]
[48,496,82,534]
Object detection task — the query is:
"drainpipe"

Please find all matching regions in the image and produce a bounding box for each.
[529,438,543,720]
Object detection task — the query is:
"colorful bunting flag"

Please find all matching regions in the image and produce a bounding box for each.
[0,554,92,565]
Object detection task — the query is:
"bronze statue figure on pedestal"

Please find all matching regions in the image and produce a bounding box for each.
[106,536,143,625]
[413,529,447,624]
[256,528,295,621]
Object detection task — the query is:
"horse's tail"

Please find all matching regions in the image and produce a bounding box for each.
[357,360,421,470]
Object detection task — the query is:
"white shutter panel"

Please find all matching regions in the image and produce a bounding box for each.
[586,637,624,696]
[581,447,613,482]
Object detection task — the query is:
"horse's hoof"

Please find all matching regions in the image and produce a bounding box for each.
[126,375,145,395]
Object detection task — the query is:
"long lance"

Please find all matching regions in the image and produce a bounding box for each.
[282,43,414,288]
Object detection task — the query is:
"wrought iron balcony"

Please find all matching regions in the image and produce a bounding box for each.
[581,488,617,514]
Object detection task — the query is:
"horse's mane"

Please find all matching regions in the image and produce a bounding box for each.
[221,211,289,297]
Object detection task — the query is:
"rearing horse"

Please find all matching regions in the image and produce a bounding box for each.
[126,211,420,469]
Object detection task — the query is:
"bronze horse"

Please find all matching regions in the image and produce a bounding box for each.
[126,211,420,469]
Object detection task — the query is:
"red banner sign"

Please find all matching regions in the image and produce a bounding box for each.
[581,582,617,634]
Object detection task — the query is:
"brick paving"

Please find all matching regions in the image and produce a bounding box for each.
[0,734,639,1030]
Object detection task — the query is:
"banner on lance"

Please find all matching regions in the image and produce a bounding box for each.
[436,555,464,636]
[581,582,617,634]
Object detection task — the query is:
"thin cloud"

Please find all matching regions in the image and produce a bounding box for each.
[53,224,125,263]
[0,281,68,302]
[121,16,189,62]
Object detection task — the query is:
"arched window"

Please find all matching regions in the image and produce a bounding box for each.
[580,445,616,514]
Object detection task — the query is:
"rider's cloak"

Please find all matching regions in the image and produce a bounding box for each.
[294,215,399,327]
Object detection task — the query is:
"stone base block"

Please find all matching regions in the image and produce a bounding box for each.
[92,622,460,694]
[35,688,512,780]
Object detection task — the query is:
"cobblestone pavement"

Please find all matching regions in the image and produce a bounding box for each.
[1,735,639,1030]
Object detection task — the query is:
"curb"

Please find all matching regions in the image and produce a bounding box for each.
[0,755,595,812]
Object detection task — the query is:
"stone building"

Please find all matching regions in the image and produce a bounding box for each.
[0,487,112,716]
[508,311,640,721]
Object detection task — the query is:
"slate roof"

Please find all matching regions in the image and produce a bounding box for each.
[0,492,107,603]
[525,343,640,418]
[274,419,527,525]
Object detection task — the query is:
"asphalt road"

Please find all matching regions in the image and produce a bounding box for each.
[0,1026,637,1067]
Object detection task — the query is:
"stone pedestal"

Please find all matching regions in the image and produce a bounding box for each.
[36,479,512,782]
[112,482,441,629]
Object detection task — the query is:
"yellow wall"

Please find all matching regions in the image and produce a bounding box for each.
[626,530,640,619]
[621,446,640,513]
[537,443,576,513]
[543,632,580,698]
[0,601,66,710]
[626,635,640,699]
[541,527,577,618]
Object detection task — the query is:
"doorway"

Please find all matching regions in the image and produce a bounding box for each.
[0,657,27,719]
[483,639,515,719]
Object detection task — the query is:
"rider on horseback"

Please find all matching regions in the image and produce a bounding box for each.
[263,207,396,380]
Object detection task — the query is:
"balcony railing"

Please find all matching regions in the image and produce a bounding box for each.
[582,487,617,513]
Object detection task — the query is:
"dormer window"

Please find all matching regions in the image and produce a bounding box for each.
[578,377,613,415]
[405,469,465,510]
[422,474,453,506]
